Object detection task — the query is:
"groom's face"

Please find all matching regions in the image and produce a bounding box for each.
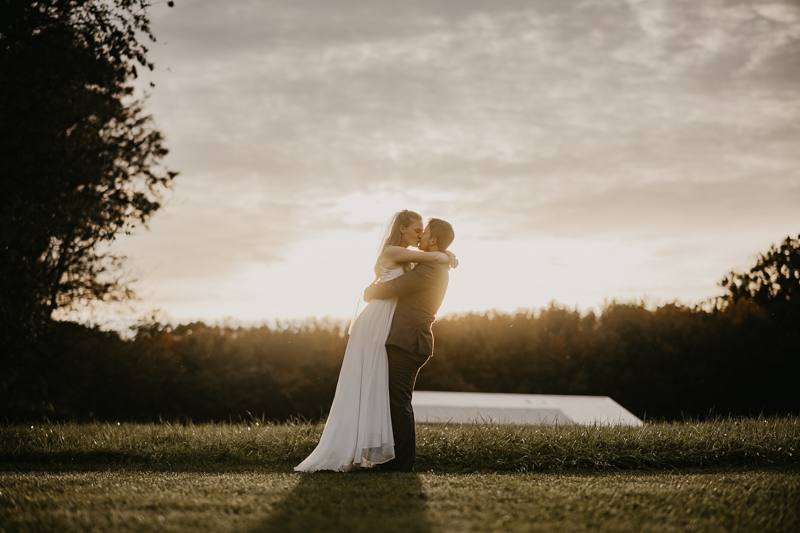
[418,224,435,251]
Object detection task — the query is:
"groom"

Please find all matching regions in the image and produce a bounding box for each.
[364,218,455,472]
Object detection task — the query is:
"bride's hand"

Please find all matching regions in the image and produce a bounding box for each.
[445,250,458,269]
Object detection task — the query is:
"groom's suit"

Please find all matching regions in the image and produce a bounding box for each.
[366,261,449,471]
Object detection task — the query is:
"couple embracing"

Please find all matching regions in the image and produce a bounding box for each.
[295,210,457,473]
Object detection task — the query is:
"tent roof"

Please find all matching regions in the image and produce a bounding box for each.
[412,391,642,426]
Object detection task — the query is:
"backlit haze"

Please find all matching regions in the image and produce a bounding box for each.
[99,0,800,328]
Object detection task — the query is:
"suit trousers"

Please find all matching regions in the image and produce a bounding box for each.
[383,344,430,472]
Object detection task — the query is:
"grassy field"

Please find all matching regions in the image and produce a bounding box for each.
[1,417,798,532]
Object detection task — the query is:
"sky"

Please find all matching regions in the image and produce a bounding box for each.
[100,0,800,327]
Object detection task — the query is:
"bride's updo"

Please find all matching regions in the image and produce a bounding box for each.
[374,210,422,276]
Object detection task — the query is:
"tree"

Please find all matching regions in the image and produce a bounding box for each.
[0,0,176,351]
[720,234,800,326]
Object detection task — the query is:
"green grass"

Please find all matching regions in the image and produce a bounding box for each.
[2,416,798,472]
[1,467,798,532]
[1,418,799,532]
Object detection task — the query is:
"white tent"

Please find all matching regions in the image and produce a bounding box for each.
[412,391,642,426]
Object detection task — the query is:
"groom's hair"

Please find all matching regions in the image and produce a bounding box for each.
[428,218,455,250]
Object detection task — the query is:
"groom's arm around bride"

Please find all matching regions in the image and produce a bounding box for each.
[364,260,448,355]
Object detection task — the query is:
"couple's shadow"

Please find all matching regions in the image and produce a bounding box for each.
[248,470,433,533]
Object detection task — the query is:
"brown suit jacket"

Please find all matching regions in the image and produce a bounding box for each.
[368,262,449,357]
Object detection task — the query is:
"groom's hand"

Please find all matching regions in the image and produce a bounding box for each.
[364,284,376,302]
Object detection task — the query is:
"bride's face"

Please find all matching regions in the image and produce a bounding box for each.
[400,219,424,248]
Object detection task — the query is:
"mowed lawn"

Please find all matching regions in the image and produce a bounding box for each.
[2,467,798,532]
[1,418,798,532]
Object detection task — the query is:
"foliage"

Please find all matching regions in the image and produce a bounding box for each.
[721,234,800,326]
[0,319,348,422]
[418,298,794,420]
[1,294,798,423]
[0,0,176,352]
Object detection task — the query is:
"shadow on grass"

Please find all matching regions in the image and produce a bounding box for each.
[248,471,432,533]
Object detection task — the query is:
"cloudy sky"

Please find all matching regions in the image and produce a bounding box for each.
[106,0,800,326]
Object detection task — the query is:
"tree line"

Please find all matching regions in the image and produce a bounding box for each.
[2,234,798,422]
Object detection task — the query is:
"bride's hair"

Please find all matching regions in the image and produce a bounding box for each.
[374,209,422,277]
[383,210,422,249]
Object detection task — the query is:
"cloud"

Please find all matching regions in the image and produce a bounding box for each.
[489,179,800,239]
[112,0,800,320]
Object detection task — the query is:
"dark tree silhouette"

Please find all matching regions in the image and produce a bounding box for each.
[720,234,800,325]
[0,0,177,352]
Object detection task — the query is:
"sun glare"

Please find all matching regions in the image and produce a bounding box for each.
[156,223,721,326]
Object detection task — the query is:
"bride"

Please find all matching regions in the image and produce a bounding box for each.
[295,210,456,472]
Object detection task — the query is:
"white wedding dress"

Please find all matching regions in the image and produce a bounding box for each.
[294,266,404,472]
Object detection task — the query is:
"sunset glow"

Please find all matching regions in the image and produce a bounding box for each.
[99,0,799,328]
